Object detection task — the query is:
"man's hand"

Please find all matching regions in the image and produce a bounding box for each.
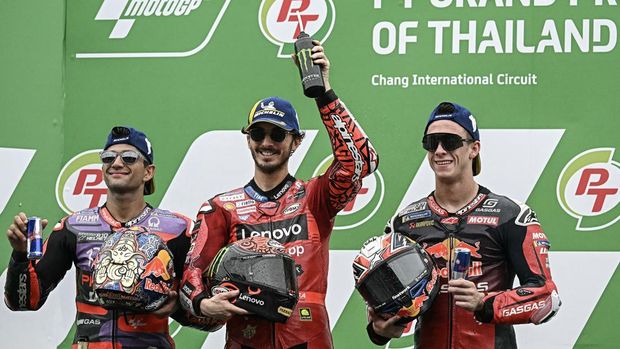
[199,289,250,321]
[448,279,484,312]
[153,290,179,318]
[6,212,48,253]
[291,41,332,91]
[368,307,407,339]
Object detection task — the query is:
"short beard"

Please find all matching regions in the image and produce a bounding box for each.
[251,142,294,174]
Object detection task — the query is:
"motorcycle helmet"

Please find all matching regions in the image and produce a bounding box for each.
[92,226,175,312]
[205,236,299,323]
[353,232,439,323]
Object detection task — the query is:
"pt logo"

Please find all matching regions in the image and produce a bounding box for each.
[259,0,336,58]
[56,150,108,214]
[557,148,620,231]
[312,154,384,230]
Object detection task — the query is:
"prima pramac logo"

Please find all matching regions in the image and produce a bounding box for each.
[259,0,336,58]
[312,154,384,230]
[74,0,231,59]
[557,148,620,231]
[56,150,108,214]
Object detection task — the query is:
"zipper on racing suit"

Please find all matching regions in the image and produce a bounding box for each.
[448,232,455,349]
[112,309,117,349]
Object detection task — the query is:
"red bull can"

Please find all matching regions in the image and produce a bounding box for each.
[451,248,470,279]
[27,217,43,260]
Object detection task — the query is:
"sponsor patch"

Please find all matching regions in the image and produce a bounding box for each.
[456,193,487,215]
[236,199,256,208]
[401,210,432,223]
[278,306,293,317]
[238,215,250,221]
[516,204,540,226]
[77,232,110,242]
[236,215,308,243]
[237,206,257,215]
[466,215,499,226]
[75,214,100,225]
[283,203,301,215]
[440,217,459,225]
[400,201,427,215]
[220,193,245,202]
[242,324,257,339]
[299,307,312,321]
[223,202,236,211]
[408,220,434,229]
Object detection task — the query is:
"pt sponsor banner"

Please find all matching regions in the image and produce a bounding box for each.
[0,1,618,348]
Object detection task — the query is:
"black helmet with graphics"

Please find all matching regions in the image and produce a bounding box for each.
[205,236,299,323]
[353,232,439,323]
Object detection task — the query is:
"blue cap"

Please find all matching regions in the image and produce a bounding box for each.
[424,102,481,175]
[243,97,301,134]
[104,126,153,164]
[103,126,155,194]
[425,102,479,141]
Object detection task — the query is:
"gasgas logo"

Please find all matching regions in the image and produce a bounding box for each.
[55,150,107,214]
[259,0,336,58]
[312,154,385,230]
[557,148,620,231]
[75,0,231,59]
[424,239,483,279]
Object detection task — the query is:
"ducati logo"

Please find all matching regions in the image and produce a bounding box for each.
[557,148,620,231]
[259,0,336,58]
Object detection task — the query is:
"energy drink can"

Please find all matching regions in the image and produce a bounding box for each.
[451,248,470,279]
[27,217,43,260]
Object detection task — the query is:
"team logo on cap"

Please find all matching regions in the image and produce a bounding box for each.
[312,154,384,230]
[259,0,336,58]
[75,0,231,59]
[56,150,108,214]
[557,148,620,231]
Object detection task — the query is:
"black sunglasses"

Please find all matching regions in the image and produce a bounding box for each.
[100,150,144,165]
[422,133,474,152]
[247,127,292,143]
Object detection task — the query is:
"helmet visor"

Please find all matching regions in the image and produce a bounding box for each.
[357,249,429,308]
[224,254,297,294]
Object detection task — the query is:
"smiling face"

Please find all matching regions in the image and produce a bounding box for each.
[247,122,301,175]
[425,120,480,183]
[102,144,154,196]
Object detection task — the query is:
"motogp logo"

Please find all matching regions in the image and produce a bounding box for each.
[557,148,620,231]
[259,0,336,58]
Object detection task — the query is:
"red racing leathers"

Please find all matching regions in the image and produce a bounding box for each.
[368,186,561,349]
[181,90,379,349]
[4,205,199,349]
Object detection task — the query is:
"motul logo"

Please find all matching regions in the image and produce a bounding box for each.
[467,215,499,226]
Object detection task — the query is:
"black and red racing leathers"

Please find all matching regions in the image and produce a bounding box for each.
[4,204,197,349]
[368,186,561,349]
[180,90,379,349]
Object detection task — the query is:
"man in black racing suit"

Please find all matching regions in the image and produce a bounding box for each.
[4,126,201,349]
[367,102,561,349]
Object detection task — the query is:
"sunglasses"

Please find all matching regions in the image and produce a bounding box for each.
[100,150,144,165]
[422,133,474,152]
[247,127,292,143]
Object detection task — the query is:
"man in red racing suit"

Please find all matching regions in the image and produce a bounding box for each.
[367,102,560,349]
[180,45,379,348]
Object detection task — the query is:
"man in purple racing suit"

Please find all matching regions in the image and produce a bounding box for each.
[4,126,199,349]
